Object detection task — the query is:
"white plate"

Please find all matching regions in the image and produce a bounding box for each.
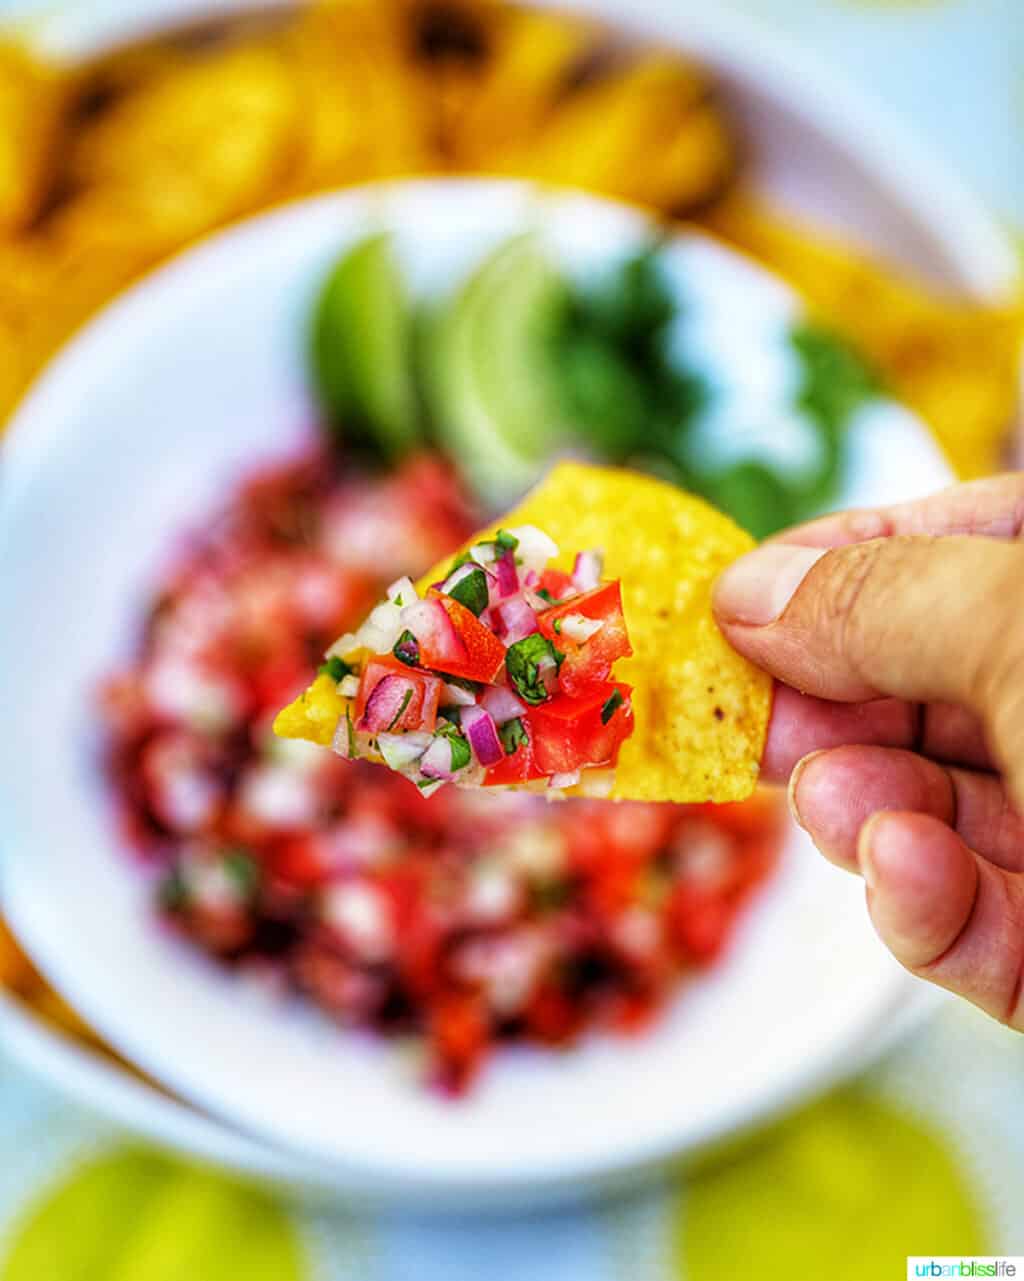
[0,182,952,1201]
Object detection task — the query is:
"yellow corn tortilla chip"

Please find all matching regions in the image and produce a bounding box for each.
[416,461,771,803]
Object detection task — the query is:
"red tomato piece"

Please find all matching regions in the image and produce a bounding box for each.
[354,657,442,733]
[528,681,633,776]
[482,718,547,786]
[538,568,575,601]
[429,591,507,683]
[537,582,632,697]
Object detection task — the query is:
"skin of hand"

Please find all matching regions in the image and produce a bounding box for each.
[712,473,1024,1030]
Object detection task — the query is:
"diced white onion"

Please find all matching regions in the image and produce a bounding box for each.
[507,525,558,570]
[326,632,359,659]
[549,770,581,790]
[469,541,498,566]
[338,674,360,698]
[387,576,418,606]
[377,731,433,772]
[558,613,603,644]
[442,682,477,707]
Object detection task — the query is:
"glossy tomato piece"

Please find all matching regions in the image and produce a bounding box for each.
[538,568,575,602]
[354,657,442,733]
[482,718,547,786]
[537,582,632,697]
[528,681,633,775]
[429,591,506,683]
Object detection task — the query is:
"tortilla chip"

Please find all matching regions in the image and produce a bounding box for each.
[706,195,1023,480]
[418,462,771,803]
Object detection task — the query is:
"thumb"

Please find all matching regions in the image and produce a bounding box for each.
[713,535,1024,805]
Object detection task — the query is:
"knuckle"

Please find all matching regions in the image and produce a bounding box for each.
[812,539,914,690]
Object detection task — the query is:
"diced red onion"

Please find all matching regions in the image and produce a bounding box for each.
[498,594,540,645]
[401,597,466,663]
[494,549,519,599]
[481,685,526,724]
[572,550,603,593]
[521,569,540,590]
[420,736,459,780]
[461,705,503,767]
[358,674,417,733]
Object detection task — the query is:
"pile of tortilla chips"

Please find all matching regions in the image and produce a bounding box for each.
[2,0,1016,463]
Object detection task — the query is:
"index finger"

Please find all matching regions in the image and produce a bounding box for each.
[769,472,1024,549]
[762,686,995,783]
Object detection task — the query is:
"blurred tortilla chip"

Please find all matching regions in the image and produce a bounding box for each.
[0,40,67,234]
[706,196,1024,479]
[419,461,771,804]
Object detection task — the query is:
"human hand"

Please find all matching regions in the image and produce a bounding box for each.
[713,473,1024,1028]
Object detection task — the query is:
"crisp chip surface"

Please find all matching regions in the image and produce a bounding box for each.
[418,462,771,803]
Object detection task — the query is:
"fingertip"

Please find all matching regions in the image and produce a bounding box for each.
[857,811,979,970]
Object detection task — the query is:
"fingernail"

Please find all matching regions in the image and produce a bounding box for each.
[714,545,827,626]
[857,813,886,889]
[787,749,827,829]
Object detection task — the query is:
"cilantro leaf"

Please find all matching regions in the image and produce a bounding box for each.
[318,655,351,682]
[386,688,413,731]
[494,529,519,554]
[505,634,560,705]
[498,717,528,755]
[600,689,625,725]
[447,566,489,616]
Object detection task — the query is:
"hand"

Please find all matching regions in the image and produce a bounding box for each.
[713,473,1024,1028]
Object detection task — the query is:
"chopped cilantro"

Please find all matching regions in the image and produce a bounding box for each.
[223,850,260,897]
[394,593,404,606]
[498,717,528,756]
[386,688,413,731]
[434,719,471,768]
[552,618,562,634]
[505,634,560,705]
[601,689,625,724]
[318,655,351,682]
[494,529,519,554]
[447,566,489,616]
[535,587,556,605]
[448,733,472,772]
[393,630,420,666]
[158,867,188,912]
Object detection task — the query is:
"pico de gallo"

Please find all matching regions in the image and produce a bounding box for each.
[275,527,636,796]
[99,445,782,1093]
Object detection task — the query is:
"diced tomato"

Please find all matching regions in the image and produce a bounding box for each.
[524,983,584,1045]
[354,657,442,733]
[482,718,547,786]
[537,582,632,697]
[528,681,633,775]
[538,568,575,601]
[428,591,507,683]
[430,992,489,1094]
[272,833,328,888]
[665,884,735,964]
